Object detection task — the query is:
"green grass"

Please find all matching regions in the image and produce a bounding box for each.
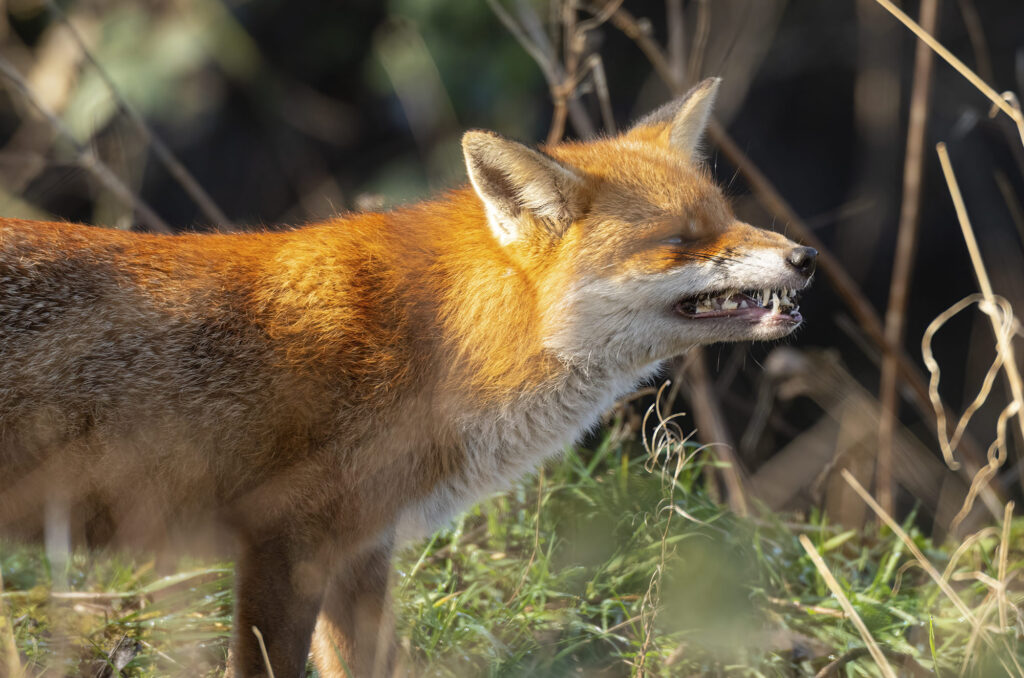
[2,421,1022,676]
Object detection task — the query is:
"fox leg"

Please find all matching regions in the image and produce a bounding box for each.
[311,537,395,678]
[226,534,329,678]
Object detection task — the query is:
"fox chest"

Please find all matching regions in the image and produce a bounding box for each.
[397,363,659,541]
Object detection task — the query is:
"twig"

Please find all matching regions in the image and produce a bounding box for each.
[877,0,940,516]
[45,0,233,229]
[488,0,595,142]
[799,534,898,678]
[665,0,686,83]
[0,56,171,233]
[687,0,710,85]
[955,0,995,83]
[813,647,933,678]
[763,595,846,619]
[685,348,748,515]
[587,55,616,135]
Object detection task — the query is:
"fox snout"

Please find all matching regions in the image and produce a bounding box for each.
[786,246,817,277]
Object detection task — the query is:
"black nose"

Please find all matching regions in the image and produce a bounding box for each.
[787,246,817,276]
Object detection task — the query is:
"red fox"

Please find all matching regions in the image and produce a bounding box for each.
[0,78,814,677]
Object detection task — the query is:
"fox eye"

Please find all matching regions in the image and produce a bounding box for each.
[663,235,684,245]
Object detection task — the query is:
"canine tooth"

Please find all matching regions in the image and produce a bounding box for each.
[722,299,738,310]
[771,292,780,313]
[761,289,770,306]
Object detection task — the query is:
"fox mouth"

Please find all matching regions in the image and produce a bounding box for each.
[674,287,802,324]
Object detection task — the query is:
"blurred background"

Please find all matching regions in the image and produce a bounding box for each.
[0,0,1022,536]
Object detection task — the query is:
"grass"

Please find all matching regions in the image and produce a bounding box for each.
[1,416,1022,677]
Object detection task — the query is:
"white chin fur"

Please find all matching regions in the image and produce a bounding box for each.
[543,255,807,365]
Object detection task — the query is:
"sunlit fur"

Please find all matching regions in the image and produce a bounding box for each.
[0,81,810,678]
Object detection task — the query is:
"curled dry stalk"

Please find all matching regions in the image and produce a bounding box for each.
[930,144,1024,531]
[637,380,709,674]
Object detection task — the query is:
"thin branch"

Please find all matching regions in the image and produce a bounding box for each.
[0,56,171,233]
[687,0,711,85]
[665,0,686,83]
[877,0,940,516]
[685,348,749,516]
[586,54,616,135]
[45,0,233,229]
[488,0,595,141]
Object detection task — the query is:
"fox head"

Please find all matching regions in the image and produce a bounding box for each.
[462,78,815,369]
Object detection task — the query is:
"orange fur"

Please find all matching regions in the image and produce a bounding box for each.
[0,79,814,677]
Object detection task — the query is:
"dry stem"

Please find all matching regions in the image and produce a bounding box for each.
[877,0,940,515]
[799,534,898,678]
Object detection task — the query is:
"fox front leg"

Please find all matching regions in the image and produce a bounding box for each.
[311,537,395,678]
[226,534,330,678]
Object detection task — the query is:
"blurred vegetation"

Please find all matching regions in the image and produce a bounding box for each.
[3,428,1022,676]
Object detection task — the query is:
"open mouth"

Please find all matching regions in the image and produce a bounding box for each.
[674,287,802,324]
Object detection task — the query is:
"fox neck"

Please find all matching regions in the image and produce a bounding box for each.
[421,191,663,485]
[422,189,660,404]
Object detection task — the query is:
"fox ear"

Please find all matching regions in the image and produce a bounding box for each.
[630,77,721,158]
[462,130,583,244]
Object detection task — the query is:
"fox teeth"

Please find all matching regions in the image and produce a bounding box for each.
[738,300,748,309]
[722,299,738,310]
[771,292,781,313]
[696,301,713,313]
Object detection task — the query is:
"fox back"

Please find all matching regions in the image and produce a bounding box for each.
[0,79,814,678]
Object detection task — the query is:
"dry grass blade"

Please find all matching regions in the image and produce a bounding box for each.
[935,143,1024,526]
[798,534,898,678]
[252,626,276,678]
[997,501,1014,631]
[871,0,1024,144]
[845,473,1024,678]
[842,468,975,621]
[936,144,1024,424]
